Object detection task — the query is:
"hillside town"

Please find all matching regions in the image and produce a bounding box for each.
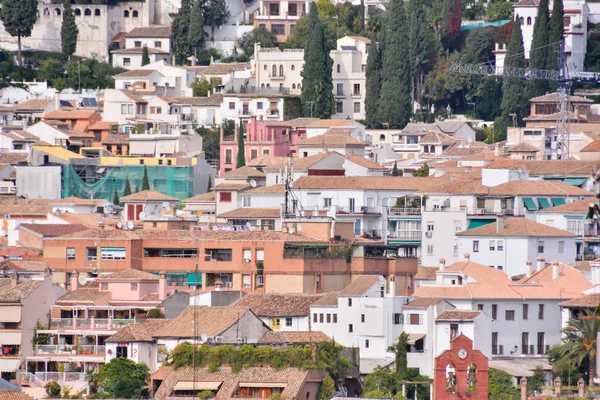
[2,0,600,397]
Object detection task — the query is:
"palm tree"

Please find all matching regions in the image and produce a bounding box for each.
[558,309,599,385]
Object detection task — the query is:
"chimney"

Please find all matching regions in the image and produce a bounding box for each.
[10,274,18,289]
[55,93,61,111]
[590,260,600,290]
[387,275,396,297]
[494,143,501,157]
[496,215,504,233]
[439,258,446,271]
[552,261,560,280]
[536,256,545,272]
[71,270,79,291]
[525,260,533,277]
[464,252,471,261]
[159,272,168,300]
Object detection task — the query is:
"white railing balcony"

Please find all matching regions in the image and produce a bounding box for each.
[388,231,422,239]
[95,318,109,328]
[34,344,106,355]
[76,318,90,328]
[337,206,380,215]
[268,72,286,79]
[112,319,134,328]
[392,143,420,151]
[50,318,73,328]
[388,207,421,216]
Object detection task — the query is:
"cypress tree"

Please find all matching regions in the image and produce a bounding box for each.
[501,16,530,125]
[365,35,382,128]
[112,188,119,205]
[530,0,549,95]
[236,120,246,168]
[188,0,205,57]
[141,45,150,66]
[142,166,150,191]
[300,3,334,118]
[171,0,193,65]
[123,177,132,196]
[61,0,78,60]
[207,175,212,192]
[391,161,398,176]
[395,332,409,389]
[408,0,427,106]
[548,0,564,89]
[378,0,412,128]
[135,184,140,193]
[0,0,38,67]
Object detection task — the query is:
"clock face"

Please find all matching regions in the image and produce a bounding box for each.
[458,349,467,359]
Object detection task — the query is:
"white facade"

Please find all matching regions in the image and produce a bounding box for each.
[25,122,69,147]
[420,209,466,266]
[331,36,368,120]
[113,61,195,97]
[105,341,157,370]
[220,96,285,122]
[253,45,304,94]
[112,51,170,70]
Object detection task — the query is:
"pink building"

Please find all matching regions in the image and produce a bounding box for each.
[219,117,315,174]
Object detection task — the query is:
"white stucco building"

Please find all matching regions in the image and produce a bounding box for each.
[331,36,369,120]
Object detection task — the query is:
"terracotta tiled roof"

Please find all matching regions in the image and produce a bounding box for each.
[213,182,250,191]
[0,153,27,164]
[183,191,216,202]
[404,297,445,309]
[436,310,480,321]
[14,99,52,111]
[114,69,158,78]
[0,279,43,302]
[0,391,35,400]
[57,287,107,303]
[484,159,600,175]
[294,176,440,190]
[155,366,311,400]
[264,152,342,171]
[102,133,130,144]
[537,198,592,213]
[442,146,486,157]
[515,0,539,6]
[186,62,250,75]
[120,190,178,202]
[247,155,287,168]
[52,196,109,206]
[0,260,50,272]
[580,140,600,153]
[244,185,285,194]
[507,142,540,153]
[421,179,593,196]
[44,110,97,120]
[456,218,576,237]
[168,95,224,106]
[218,208,280,219]
[339,276,381,296]
[530,92,593,104]
[419,131,457,145]
[234,294,324,317]
[415,266,439,280]
[19,224,88,237]
[345,155,387,170]
[106,319,171,342]
[310,292,339,307]
[560,293,600,308]
[307,120,354,128]
[88,121,116,131]
[221,166,266,179]
[112,46,170,54]
[258,331,331,344]
[296,134,367,147]
[126,26,172,38]
[155,306,256,338]
[51,213,119,229]
[98,269,159,281]
[286,118,319,128]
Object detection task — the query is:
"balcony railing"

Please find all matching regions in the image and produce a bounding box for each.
[112,319,133,328]
[388,207,421,215]
[238,109,251,116]
[392,143,420,151]
[337,206,380,215]
[18,372,88,385]
[76,318,90,328]
[360,230,383,240]
[50,318,72,328]
[388,231,422,239]
[34,345,106,355]
[268,72,286,79]
[50,317,134,330]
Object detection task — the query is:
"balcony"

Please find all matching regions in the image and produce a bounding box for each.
[238,109,252,116]
[181,114,194,121]
[34,345,106,355]
[50,318,134,330]
[265,110,280,118]
[388,207,421,216]
[352,91,361,98]
[335,91,345,98]
[388,231,422,240]
[337,206,380,215]
[360,230,383,240]
[268,72,286,80]
[18,371,87,387]
[392,143,420,152]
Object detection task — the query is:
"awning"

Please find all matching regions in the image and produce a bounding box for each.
[522,197,538,211]
[407,333,426,345]
[537,198,551,209]
[467,219,494,230]
[269,102,278,110]
[0,359,21,372]
[156,140,176,155]
[130,141,156,155]
[173,381,222,391]
[0,306,21,323]
[564,177,586,186]
[551,198,567,206]
[0,331,21,345]
[240,383,287,388]
[68,140,83,146]
[186,273,202,286]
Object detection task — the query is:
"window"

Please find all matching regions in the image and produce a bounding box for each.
[477,304,484,311]
[427,221,434,232]
[86,248,97,261]
[538,240,544,253]
[558,240,565,254]
[336,102,343,113]
[409,314,422,325]
[527,16,532,25]
[347,323,354,333]
[492,332,499,355]
[243,274,251,288]
[319,314,324,323]
[250,149,258,160]
[132,10,138,17]
[74,8,81,15]
[336,83,344,96]
[353,83,360,96]
[326,314,331,323]
[271,318,281,330]
[365,340,369,348]
[393,313,402,324]
[124,9,129,16]
[242,249,251,262]
[313,313,317,323]
[225,149,232,164]
[522,332,529,354]
[315,275,321,289]
[427,245,434,256]
[256,249,264,261]
[492,304,498,320]
[154,41,162,48]
[94,8,100,15]
[333,314,337,323]
[348,298,352,307]
[220,192,232,202]
[450,323,459,338]
[489,240,495,251]
[101,247,127,260]
[66,248,75,261]
[454,221,462,232]
[279,65,284,76]
[55,8,61,16]
[538,304,544,319]
[473,240,479,252]
[537,332,545,354]
[523,304,529,320]
[131,283,138,291]
[229,102,235,110]
[563,16,570,27]
[497,240,504,251]
[336,64,341,73]
[498,265,503,271]
[116,346,128,358]
[505,310,515,321]
[361,314,365,323]
[353,102,360,113]
[121,104,133,114]
[134,41,142,47]
[454,244,458,257]
[257,102,263,110]
[271,24,285,35]
[283,317,292,327]
[323,198,332,207]
[242,196,251,207]
[101,283,108,291]
[263,149,270,155]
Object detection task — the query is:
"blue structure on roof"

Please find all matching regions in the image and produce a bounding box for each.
[461,20,510,31]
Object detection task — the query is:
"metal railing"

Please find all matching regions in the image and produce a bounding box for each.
[388,207,421,215]
[388,231,422,239]
[34,344,106,355]
[337,206,380,214]
[95,318,109,328]
[50,318,73,328]
[392,143,420,151]
[360,230,384,239]
[76,318,90,328]
[112,319,133,328]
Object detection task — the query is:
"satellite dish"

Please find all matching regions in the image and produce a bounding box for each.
[116,221,123,229]
[127,221,134,230]
[78,274,87,286]
[296,224,302,231]
[201,333,208,342]
[55,209,62,216]
[289,227,295,235]
[250,179,258,188]
[139,212,146,219]
[246,221,252,228]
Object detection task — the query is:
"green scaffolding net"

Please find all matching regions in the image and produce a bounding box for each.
[62,164,194,201]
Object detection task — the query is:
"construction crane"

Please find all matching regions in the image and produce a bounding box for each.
[449,39,600,159]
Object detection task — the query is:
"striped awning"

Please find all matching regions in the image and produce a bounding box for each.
[173,381,222,391]
[240,383,287,388]
[0,331,21,345]
[0,359,21,372]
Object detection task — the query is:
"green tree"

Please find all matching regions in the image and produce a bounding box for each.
[171,0,193,65]
[395,332,409,388]
[192,76,212,97]
[365,35,382,128]
[141,45,150,66]
[466,27,495,62]
[112,188,119,205]
[45,381,61,397]
[123,177,132,196]
[135,184,140,193]
[527,365,545,392]
[197,126,220,160]
[530,0,549,95]
[317,375,335,400]
[0,0,38,67]
[96,357,149,398]
[413,163,429,177]
[236,120,246,168]
[486,1,513,22]
[408,0,428,106]
[301,3,334,118]
[203,0,230,41]
[492,115,509,142]
[378,0,412,128]
[237,27,277,59]
[501,16,530,125]
[391,161,399,176]
[142,165,150,191]
[61,0,78,60]
[488,368,519,400]
[37,59,66,89]
[147,308,165,318]
[473,78,502,121]
[189,0,205,57]
[207,175,212,192]
[548,0,564,76]
[547,345,585,385]
[556,309,599,385]
[363,368,396,398]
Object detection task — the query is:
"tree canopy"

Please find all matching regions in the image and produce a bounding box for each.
[0,0,38,67]
[237,27,277,59]
[61,0,78,60]
[96,357,149,398]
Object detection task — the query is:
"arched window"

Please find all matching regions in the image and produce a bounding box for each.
[261,83,265,88]
[336,64,340,73]
[263,64,267,70]
[292,83,296,89]
[272,64,277,76]
[519,16,524,25]
[54,8,61,16]
[132,10,139,17]
[379,134,385,140]
[95,8,100,16]
[527,16,532,25]
[291,64,295,71]
[266,83,270,88]
[446,364,456,392]
[297,83,301,89]
[279,65,284,76]
[74,8,81,16]
[43,8,50,16]
[423,145,429,154]
[467,364,477,392]
[84,8,91,15]
[124,9,129,17]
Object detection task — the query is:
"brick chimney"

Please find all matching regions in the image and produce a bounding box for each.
[159,272,168,300]
[71,270,79,291]
[10,273,18,289]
